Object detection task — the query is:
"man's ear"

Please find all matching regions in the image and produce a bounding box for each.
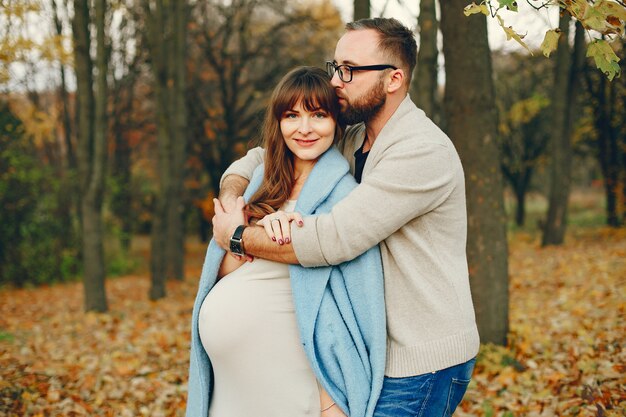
[386,69,405,93]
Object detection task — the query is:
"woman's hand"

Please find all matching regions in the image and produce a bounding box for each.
[257,211,303,245]
[320,403,347,417]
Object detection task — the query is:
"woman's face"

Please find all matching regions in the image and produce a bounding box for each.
[280,100,336,166]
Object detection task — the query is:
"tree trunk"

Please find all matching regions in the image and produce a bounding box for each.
[542,16,583,245]
[146,0,189,298]
[622,119,626,226]
[165,0,188,281]
[622,38,626,225]
[53,0,78,263]
[353,0,369,20]
[412,0,439,122]
[514,182,526,227]
[111,117,133,250]
[596,70,621,227]
[542,14,571,245]
[72,0,108,312]
[53,0,75,172]
[440,0,509,345]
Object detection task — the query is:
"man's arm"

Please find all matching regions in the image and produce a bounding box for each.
[243,227,299,264]
[218,146,265,210]
[219,174,250,212]
[291,141,460,267]
[219,147,265,188]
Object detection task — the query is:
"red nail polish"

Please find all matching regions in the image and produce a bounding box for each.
[278,239,283,245]
[272,237,276,241]
[285,238,290,244]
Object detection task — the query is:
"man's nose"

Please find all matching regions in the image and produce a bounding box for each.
[330,71,343,88]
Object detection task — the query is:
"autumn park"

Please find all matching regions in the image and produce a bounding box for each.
[1,0,625,416]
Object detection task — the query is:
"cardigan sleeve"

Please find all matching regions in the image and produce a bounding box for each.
[219,146,265,188]
[291,140,460,267]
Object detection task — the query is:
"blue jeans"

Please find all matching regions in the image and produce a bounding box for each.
[373,358,476,417]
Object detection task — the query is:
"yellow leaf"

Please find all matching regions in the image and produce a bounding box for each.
[540,29,561,58]
[569,0,626,35]
[567,0,590,20]
[496,15,533,55]
[593,0,626,34]
[464,2,489,16]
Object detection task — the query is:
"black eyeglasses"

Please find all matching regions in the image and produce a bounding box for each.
[326,61,397,83]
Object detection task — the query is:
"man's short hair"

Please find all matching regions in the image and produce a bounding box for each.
[346,18,417,86]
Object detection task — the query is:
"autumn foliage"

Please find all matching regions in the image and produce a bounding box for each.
[0,226,624,416]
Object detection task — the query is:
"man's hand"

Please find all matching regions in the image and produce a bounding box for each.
[212,196,246,250]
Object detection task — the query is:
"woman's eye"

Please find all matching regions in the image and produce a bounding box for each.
[284,113,297,119]
[314,112,327,118]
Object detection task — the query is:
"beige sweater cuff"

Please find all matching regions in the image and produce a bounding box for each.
[291,217,329,267]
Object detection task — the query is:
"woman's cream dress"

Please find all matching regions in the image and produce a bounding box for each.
[198,201,320,417]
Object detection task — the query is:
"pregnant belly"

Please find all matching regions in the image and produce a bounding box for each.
[198,260,304,366]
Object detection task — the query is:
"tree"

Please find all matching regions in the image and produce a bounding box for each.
[466,1,626,80]
[622,37,626,225]
[109,1,146,251]
[542,19,586,246]
[187,0,342,195]
[494,52,552,227]
[441,0,509,345]
[72,0,109,312]
[0,103,32,285]
[143,0,189,299]
[582,35,626,227]
[354,0,370,20]
[411,0,439,123]
[52,0,75,172]
[51,0,80,272]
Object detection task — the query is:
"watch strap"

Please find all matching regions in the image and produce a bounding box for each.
[229,225,247,255]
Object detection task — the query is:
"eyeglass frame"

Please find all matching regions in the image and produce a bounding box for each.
[326,61,398,83]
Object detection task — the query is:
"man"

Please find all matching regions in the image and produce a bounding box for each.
[212,18,479,417]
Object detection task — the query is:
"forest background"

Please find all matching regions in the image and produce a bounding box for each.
[0,0,625,416]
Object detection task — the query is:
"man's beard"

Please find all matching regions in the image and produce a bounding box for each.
[338,76,386,126]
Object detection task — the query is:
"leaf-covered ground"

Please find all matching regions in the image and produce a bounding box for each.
[1,228,624,417]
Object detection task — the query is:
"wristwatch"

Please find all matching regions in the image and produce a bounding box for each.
[229,225,247,256]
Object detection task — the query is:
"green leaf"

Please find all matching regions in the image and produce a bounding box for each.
[540,29,561,58]
[0,331,14,342]
[482,400,495,417]
[497,0,518,12]
[464,2,489,16]
[586,39,621,81]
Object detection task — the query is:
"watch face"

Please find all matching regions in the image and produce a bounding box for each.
[230,238,243,255]
[230,225,246,256]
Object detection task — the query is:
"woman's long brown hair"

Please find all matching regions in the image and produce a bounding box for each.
[245,66,341,222]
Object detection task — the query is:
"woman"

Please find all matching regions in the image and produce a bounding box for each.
[186,67,386,417]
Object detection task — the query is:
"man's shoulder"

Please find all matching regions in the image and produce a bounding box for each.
[392,103,453,149]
